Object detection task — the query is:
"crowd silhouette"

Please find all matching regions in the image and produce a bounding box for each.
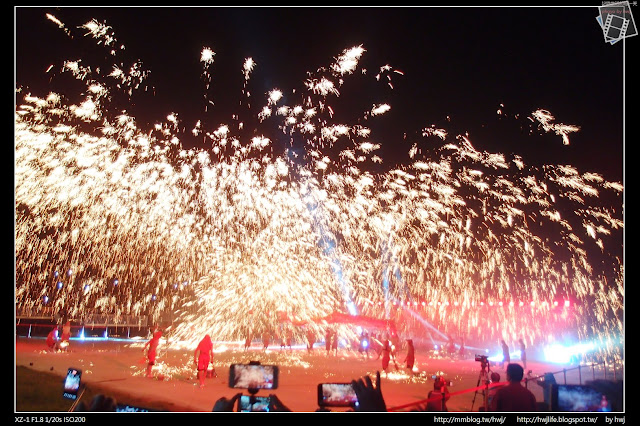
[68,361,622,413]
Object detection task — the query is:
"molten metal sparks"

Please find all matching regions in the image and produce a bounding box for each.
[15,15,623,357]
[200,47,215,66]
[332,46,365,75]
[243,57,255,80]
[531,109,581,145]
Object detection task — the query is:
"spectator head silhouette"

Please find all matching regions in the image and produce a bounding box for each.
[434,376,446,391]
[506,363,524,382]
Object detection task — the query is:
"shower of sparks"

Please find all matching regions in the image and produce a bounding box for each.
[200,47,216,110]
[332,45,365,75]
[15,15,623,356]
[81,19,118,50]
[530,109,581,145]
[371,103,390,116]
[200,47,215,66]
[243,57,255,80]
[46,13,72,37]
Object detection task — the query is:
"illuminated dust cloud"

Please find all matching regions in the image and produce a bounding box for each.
[15,13,623,358]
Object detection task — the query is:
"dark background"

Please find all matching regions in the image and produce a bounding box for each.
[15,6,626,182]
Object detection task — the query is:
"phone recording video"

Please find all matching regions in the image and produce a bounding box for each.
[552,384,612,412]
[63,368,82,400]
[237,395,272,412]
[229,363,279,390]
[317,383,359,408]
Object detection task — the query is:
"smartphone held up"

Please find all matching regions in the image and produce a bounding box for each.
[317,383,359,408]
[229,363,279,390]
[236,395,272,412]
[62,368,82,400]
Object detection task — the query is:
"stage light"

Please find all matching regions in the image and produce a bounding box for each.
[543,342,596,364]
[488,353,503,362]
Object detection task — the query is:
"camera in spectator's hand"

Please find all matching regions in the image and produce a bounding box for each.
[236,395,272,412]
[63,368,82,400]
[228,361,279,412]
[229,362,279,390]
[475,354,488,363]
[317,383,359,409]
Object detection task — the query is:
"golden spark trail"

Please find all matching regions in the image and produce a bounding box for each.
[15,15,623,356]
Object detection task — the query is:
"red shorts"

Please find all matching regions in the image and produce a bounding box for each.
[148,350,157,365]
[197,356,210,371]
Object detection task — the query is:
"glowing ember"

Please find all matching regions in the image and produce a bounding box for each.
[15,14,623,357]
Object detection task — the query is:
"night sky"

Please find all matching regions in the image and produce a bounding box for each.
[15,6,626,182]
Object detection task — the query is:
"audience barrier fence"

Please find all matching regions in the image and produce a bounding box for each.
[16,315,152,339]
[387,358,623,412]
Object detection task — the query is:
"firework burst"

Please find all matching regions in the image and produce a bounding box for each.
[15,13,623,355]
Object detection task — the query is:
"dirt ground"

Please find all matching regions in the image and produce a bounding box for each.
[15,337,617,413]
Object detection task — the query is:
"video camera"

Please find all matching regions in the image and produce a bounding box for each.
[475,354,488,363]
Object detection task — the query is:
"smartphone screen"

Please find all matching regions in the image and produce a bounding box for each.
[317,383,359,407]
[553,385,611,412]
[229,364,279,389]
[63,368,82,400]
[237,395,271,412]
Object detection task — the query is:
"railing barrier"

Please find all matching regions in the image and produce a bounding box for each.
[387,359,622,412]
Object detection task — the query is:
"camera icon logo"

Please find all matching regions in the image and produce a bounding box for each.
[597,1,637,44]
